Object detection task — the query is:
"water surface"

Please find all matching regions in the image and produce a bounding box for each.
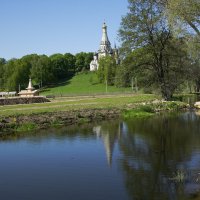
[0,112,200,200]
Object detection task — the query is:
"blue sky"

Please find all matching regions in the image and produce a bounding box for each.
[0,0,128,60]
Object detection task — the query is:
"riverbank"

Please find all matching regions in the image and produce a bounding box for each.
[0,108,121,132]
[0,94,190,133]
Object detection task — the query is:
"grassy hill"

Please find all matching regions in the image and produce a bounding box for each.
[41,72,133,96]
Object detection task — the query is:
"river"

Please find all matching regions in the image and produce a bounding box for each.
[0,111,200,200]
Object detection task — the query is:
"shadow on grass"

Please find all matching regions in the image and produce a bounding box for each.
[41,73,75,91]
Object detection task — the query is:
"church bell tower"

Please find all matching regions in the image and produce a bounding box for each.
[98,22,113,58]
[90,22,119,71]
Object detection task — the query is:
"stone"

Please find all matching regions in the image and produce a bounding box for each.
[194,101,200,109]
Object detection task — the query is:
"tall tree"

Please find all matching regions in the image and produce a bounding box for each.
[64,53,76,73]
[75,52,93,72]
[119,0,188,100]
[4,59,31,91]
[50,54,69,80]
[31,55,54,86]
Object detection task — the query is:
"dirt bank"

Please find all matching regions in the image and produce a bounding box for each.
[0,108,121,132]
[0,100,189,133]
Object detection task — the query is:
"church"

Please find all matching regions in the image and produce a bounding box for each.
[90,22,120,71]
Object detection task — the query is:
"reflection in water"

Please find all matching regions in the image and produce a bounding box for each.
[0,112,200,199]
[119,112,200,200]
[93,124,121,166]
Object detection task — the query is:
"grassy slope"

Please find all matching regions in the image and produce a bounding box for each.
[41,72,132,96]
[0,73,162,119]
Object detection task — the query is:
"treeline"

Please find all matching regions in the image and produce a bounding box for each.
[97,0,200,100]
[0,52,93,91]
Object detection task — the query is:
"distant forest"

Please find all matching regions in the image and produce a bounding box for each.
[0,52,93,91]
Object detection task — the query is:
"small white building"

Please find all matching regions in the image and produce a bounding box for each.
[18,78,39,97]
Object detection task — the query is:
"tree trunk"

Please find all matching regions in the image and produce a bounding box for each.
[161,84,173,101]
[158,71,173,101]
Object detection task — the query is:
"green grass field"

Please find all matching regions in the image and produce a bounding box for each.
[41,72,133,96]
[0,94,158,118]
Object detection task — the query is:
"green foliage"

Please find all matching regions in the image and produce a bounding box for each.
[123,105,155,119]
[165,0,200,37]
[15,123,38,132]
[115,65,127,87]
[139,105,154,113]
[75,52,93,72]
[64,53,76,73]
[163,0,200,93]
[3,59,32,91]
[50,54,69,79]
[185,39,200,92]
[31,55,54,87]
[97,56,116,85]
